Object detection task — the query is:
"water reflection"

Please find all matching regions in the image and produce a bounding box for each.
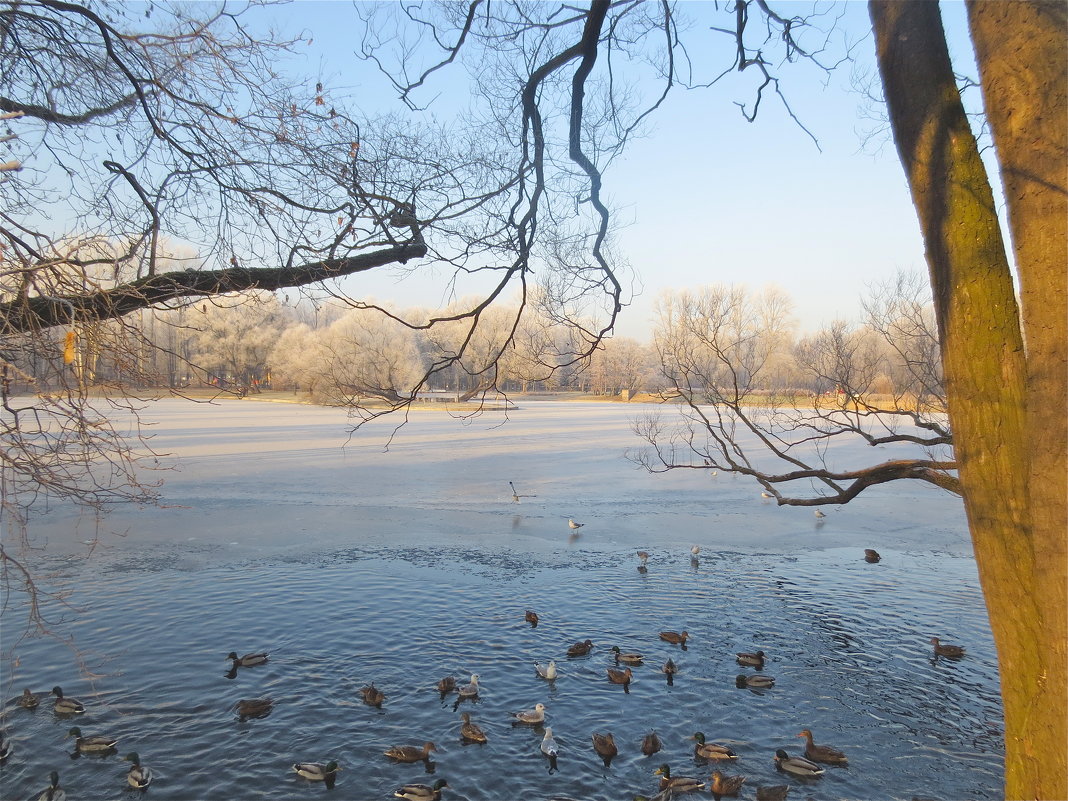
[0,547,1001,801]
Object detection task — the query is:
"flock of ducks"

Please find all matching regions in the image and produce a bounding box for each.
[0,686,153,800]
[1,507,966,800]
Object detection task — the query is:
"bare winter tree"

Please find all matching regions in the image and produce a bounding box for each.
[634,279,957,504]
[0,0,624,630]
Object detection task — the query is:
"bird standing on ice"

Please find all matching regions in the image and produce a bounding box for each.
[814,509,826,520]
[568,518,584,529]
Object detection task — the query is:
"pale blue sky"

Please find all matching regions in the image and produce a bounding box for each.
[269,1,984,338]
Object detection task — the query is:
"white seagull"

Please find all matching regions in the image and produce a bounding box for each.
[814,509,827,519]
[761,491,773,499]
[514,703,546,724]
[540,727,558,757]
[534,661,557,680]
[568,518,584,529]
[458,674,480,698]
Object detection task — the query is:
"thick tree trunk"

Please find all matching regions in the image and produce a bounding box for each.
[870,2,1067,798]
[965,4,1068,797]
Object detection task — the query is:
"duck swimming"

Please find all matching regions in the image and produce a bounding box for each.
[67,726,118,753]
[124,752,153,789]
[654,763,705,792]
[384,741,437,763]
[393,779,448,800]
[567,639,594,657]
[797,728,848,764]
[641,731,663,756]
[774,748,825,777]
[51,686,85,715]
[692,732,738,760]
[226,651,268,667]
[611,646,643,664]
[459,712,487,743]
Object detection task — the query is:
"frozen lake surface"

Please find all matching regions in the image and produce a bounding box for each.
[0,399,1002,800]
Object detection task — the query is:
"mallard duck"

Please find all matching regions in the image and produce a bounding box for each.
[525,609,539,626]
[67,726,118,753]
[756,785,790,801]
[611,646,643,665]
[513,703,546,724]
[736,649,765,668]
[124,752,153,789]
[51,686,85,715]
[360,683,386,707]
[774,748,825,777]
[457,674,479,698]
[930,637,965,657]
[226,650,268,667]
[292,760,340,781]
[607,666,632,686]
[659,630,689,646]
[19,687,40,709]
[394,779,448,800]
[797,728,848,764]
[710,770,746,798]
[459,712,487,743]
[236,698,273,719]
[592,731,617,760]
[864,548,881,563]
[736,673,775,689]
[654,763,705,793]
[35,770,65,801]
[384,741,437,762]
[0,730,11,761]
[692,732,738,760]
[663,657,677,685]
[436,676,457,695]
[535,660,558,679]
[641,731,663,756]
[567,639,594,657]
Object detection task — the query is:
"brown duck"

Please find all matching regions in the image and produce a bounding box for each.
[659,630,689,646]
[641,731,663,756]
[711,770,746,799]
[566,639,594,657]
[384,741,437,763]
[459,712,487,743]
[797,729,848,764]
[930,637,965,658]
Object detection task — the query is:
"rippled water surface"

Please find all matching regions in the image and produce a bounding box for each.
[1,545,1001,800]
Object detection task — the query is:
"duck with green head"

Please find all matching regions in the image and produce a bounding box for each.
[124,752,153,789]
[611,646,643,665]
[35,771,65,801]
[51,686,85,715]
[774,748,825,777]
[653,763,705,793]
[692,732,738,760]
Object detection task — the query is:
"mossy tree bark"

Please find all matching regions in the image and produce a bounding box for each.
[869,1,1067,798]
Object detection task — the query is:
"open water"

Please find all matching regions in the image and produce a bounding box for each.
[0,400,1002,800]
[0,543,1001,800]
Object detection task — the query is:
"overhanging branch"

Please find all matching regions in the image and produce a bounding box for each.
[1,240,428,334]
